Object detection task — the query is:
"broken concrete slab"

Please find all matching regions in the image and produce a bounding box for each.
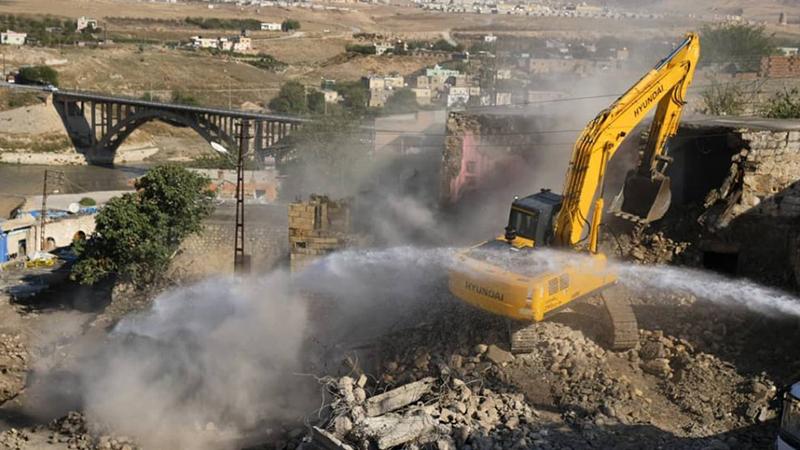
[485,344,514,365]
[365,377,435,417]
[311,426,355,450]
[359,414,438,449]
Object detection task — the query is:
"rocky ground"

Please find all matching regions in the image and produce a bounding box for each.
[0,244,797,449]
[0,265,156,450]
[292,283,800,450]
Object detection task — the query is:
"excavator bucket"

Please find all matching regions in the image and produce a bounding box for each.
[609,171,672,223]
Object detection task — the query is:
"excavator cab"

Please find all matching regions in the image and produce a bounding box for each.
[503,190,562,248]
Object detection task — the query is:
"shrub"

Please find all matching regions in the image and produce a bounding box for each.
[762,88,800,119]
[346,44,376,55]
[17,66,59,86]
[281,19,300,32]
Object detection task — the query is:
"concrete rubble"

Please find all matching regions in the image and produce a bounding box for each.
[291,280,797,450]
[0,411,140,450]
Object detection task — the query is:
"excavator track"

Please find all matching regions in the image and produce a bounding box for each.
[599,286,639,351]
[507,286,639,353]
[508,321,540,354]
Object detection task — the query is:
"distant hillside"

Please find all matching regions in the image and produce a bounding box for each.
[600,0,800,18]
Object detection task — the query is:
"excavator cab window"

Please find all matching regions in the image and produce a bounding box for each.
[507,190,563,246]
[508,208,540,240]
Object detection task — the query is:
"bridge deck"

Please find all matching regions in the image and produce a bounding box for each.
[2,82,308,123]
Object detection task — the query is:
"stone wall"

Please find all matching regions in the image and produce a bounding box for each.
[651,118,800,287]
[42,214,95,249]
[173,204,288,279]
[288,195,354,273]
[4,213,95,258]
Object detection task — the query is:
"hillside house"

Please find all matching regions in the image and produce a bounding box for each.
[76,16,98,32]
[261,22,282,31]
[1,31,26,46]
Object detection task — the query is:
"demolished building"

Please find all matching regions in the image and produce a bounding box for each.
[289,195,357,273]
[440,109,569,206]
[652,117,800,288]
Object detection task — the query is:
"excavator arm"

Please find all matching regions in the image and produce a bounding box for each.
[553,33,700,249]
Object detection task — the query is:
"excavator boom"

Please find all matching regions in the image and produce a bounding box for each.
[555,33,700,247]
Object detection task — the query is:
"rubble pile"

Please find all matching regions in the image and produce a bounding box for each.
[311,371,542,450]
[0,428,30,450]
[48,412,94,449]
[41,412,140,450]
[0,332,28,403]
[610,228,691,265]
[300,293,788,450]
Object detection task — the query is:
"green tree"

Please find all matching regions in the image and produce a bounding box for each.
[134,165,214,246]
[345,44,376,55]
[268,80,308,114]
[335,81,369,115]
[383,88,418,114]
[17,66,59,86]
[431,39,463,52]
[307,90,326,115]
[281,19,300,32]
[762,88,800,119]
[700,24,776,71]
[71,165,213,287]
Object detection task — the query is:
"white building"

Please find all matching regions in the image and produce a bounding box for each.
[261,22,282,31]
[484,34,497,43]
[374,42,393,55]
[191,36,219,49]
[231,36,252,52]
[383,75,404,89]
[446,86,470,107]
[495,92,512,106]
[1,30,26,46]
[322,90,339,103]
[411,87,432,105]
[76,16,98,32]
[190,35,250,52]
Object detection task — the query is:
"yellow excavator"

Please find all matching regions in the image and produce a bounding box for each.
[448,33,700,352]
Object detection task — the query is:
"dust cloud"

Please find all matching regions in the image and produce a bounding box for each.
[73,247,453,449]
[82,273,310,449]
[33,244,797,449]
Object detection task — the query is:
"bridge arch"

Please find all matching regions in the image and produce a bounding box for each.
[50,92,306,164]
[98,108,238,155]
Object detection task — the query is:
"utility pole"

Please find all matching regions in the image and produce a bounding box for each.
[234,119,251,274]
[40,170,49,253]
[39,170,62,252]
